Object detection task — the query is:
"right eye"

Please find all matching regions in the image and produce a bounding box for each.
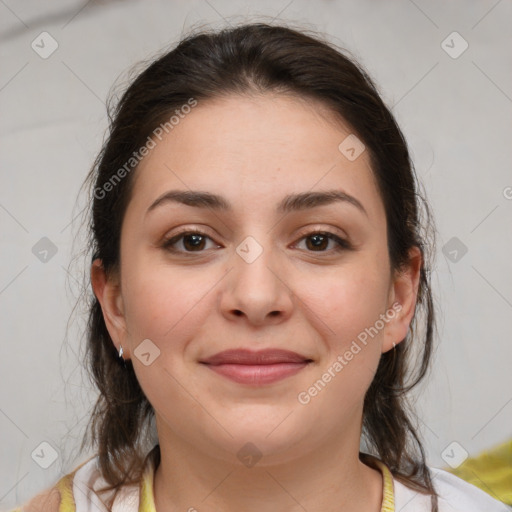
[161,230,222,253]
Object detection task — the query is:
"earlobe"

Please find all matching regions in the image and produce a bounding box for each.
[382,246,422,353]
[90,258,129,357]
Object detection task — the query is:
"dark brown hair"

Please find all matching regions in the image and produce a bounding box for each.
[76,21,438,510]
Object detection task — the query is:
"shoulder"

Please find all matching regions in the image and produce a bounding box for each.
[8,451,153,512]
[15,486,61,512]
[431,467,511,511]
[10,457,93,512]
[393,467,512,512]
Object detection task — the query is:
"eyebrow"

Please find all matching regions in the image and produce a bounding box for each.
[145,189,368,217]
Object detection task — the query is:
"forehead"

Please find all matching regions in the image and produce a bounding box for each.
[129,93,384,221]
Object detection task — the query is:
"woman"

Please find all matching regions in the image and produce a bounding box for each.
[13,22,510,512]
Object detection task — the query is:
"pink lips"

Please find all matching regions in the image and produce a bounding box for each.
[200,349,312,385]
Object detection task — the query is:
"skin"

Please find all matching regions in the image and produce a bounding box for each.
[91,93,421,512]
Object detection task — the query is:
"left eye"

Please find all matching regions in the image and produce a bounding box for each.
[295,232,350,252]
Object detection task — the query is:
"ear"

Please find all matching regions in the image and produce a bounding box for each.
[382,246,422,353]
[90,258,130,359]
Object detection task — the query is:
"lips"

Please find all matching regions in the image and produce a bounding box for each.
[200,348,312,366]
[199,349,313,385]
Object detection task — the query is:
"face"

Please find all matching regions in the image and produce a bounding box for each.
[92,93,419,466]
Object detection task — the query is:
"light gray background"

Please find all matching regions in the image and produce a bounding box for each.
[1,0,511,508]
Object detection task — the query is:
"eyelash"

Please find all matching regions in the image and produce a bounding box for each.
[161,228,352,255]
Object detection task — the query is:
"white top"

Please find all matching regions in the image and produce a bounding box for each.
[394,467,511,511]
[70,456,511,512]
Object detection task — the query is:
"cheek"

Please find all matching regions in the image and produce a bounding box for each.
[298,263,390,349]
[122,265,216,404]
[121,261,215,348]
[295,269,388,416]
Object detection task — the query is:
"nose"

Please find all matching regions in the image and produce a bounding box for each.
[220,236,293,326]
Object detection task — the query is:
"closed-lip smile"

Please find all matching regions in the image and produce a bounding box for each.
[200,349,313,385]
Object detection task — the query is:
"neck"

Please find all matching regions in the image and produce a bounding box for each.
[153,422,383,512]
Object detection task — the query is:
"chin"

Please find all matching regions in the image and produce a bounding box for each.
[201,423,310,466]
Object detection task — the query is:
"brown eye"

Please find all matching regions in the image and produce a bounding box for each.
[162,231,219,253]
[306,233,329,251]
[296,232,351,253]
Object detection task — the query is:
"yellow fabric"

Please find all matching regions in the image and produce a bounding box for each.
[445,438,512,506]
[139,450,157,512]
[55,472,76,512]
[373,458,395,512]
